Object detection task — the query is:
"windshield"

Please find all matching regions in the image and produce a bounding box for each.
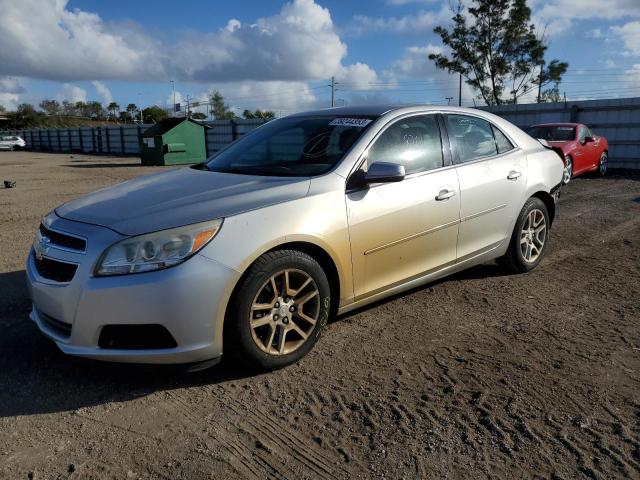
[526,125,576,142]
[205,115,375,176]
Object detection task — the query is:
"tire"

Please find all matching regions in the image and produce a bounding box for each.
[598,152,607,177]
[562,156,572,184]
[225,249,331,370]
[498,197,550,274]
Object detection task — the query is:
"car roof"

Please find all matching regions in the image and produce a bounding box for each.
[289,104,486,118]
[530,123,581,127]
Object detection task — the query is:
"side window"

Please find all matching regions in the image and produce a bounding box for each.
[491,125,514,154]
[367,115,443,175]
[578,126,587,144]
[447,115,498,163]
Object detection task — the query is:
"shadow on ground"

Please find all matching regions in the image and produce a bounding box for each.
[0,261,511,419]
[0,270,259,419]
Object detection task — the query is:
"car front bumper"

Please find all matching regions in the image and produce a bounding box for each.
[26,213,240,364]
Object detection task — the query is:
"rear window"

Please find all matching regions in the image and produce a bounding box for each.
[526,126,575,141]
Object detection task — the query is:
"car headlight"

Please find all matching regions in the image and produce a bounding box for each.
[94,219,223,276]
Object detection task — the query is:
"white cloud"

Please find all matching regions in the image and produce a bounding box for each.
[386,0,437,5]
[91,81,113,104]
[0,93,20,110]
[212,81,319,114]
[349,11,437,34]
[611,21,640,56]
[56,84,87,103]
[531,0,640,36]
[0,0,376,87]
[392,44,443,77]
[389,43,476,104]
[0,77,26,94]
[0,0,162,81]
[336,63,381,89]
[0,77,26,110]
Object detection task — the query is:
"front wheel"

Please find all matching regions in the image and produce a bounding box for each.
[562,156,572,184]
[498,197,550,273]
[225,249,331,370]
[598,152,607,176]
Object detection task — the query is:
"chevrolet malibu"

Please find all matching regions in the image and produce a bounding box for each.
[27,106,563,370]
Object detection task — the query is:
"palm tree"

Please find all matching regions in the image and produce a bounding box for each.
[107,102,120,121]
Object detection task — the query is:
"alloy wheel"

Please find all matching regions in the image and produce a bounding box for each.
[249,269,320,355]
[520,209,547,263]
[563,156,572,184]
[599,153,607,175]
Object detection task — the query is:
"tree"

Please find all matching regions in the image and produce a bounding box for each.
[0,105,5,114]
[86,101,105,120]
[191,112,207,120]
[13,103,42,128]
[242,109,275,120]
[39,99,61,116]
[118,111,133,123]
[61,100,76,116]
[540,86,563,103]
[107,102,120,120]
[210,90,235,120]
[142,105,168,124]
[75,101,89,117]
[428,0,568,105]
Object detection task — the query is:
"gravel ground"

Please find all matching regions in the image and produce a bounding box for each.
[0,151,638,480]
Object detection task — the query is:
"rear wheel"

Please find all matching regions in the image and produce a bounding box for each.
[498,197,550,273]
[598,152,608,176]
[562,156,572,184]
[225,249,331,370]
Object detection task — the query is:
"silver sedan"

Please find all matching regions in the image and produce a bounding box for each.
[26,106,563,370]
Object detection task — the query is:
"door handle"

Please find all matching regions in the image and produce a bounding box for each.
[435,189,456,201]
[507,170,521,180]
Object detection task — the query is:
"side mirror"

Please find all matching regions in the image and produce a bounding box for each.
[364,162,405,184]
[584,135,595,143]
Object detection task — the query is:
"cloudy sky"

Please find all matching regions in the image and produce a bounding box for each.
[0,0,639,115]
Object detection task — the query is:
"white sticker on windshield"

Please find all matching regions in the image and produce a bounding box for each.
[329,118,372,128]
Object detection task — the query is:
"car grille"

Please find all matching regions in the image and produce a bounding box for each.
[33,255,78,282]
[40,224,86,252]
[38,310,72,338]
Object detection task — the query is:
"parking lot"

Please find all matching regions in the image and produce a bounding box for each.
[0,151,638,479]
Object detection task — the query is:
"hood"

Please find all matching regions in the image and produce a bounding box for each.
[56,167,311,236]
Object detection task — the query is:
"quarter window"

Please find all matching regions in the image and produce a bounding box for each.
[367,115,443,175]
[491,125,514,154]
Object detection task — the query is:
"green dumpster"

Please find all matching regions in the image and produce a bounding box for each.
[140,118,209,166]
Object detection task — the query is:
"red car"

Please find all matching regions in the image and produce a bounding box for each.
[526,123,608,184]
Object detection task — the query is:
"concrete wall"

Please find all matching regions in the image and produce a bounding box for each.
[483,97,640,170]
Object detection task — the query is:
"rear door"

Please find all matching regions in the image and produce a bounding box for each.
[445,114,527,262]
[346,114,460,299]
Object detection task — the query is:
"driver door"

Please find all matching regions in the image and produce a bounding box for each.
[346,114,460,299]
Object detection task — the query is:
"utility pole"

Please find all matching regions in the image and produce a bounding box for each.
[170,80,176,115]
[537,61,544,103]
[458,73,462,106]
[186,95,191,119]
[330,76,336,108]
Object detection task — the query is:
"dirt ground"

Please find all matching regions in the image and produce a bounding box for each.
[0,151,638,480]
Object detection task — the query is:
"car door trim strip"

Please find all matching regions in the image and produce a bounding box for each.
[363,219,461,256]
[461,203,507,222]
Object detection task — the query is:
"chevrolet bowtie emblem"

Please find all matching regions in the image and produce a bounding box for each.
[35,235,51,261]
